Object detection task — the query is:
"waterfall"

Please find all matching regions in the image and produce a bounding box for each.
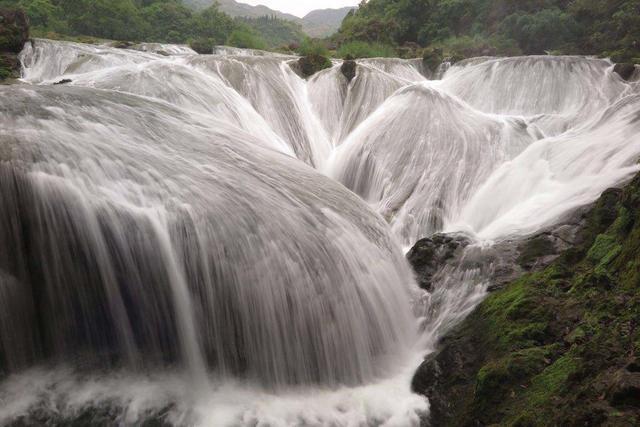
[1,39,639,426]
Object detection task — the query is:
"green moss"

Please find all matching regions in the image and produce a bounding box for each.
[587,234,622,267]
[526,356,580,406]
[477,347,552,394]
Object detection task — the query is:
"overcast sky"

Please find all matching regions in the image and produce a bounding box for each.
[241,0,360,18]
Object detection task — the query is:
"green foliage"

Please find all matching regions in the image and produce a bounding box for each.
[432,34,522,58]
[336,40,395,58]
[225,27,266,50]
[499,8,578,54]
[336,0,640,61]
[0,65,12,80]
[235,15,304,48]
[296,37,329,57]
[188,37,212,54]
[0,0,270,50]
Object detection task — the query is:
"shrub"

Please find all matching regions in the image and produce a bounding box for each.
[336,41,395,59]
[226,28,266,50]
[432,34,522,59]
[296,37,329,57]
[189,37,213,54]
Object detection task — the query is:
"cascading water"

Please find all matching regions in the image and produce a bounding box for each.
[1,38,639,426]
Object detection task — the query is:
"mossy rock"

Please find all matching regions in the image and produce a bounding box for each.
[189,38,213,55]
[340,59,357,83]
[412,172,640,426]
[294,54,332,79]
[422,47,443,73]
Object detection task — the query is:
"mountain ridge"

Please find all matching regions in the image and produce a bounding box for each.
[183,0,355,37]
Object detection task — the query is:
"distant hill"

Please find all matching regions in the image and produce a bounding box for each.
[183,0,355,38]
[184,0,299,21]
[302,7,355,38]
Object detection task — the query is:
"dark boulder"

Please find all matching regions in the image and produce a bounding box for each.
[340,59,357,83]
[607,367,640,409]
[53,78,72,85]
[411,313,488,426]
[422,48,443,74]
[613,63,637,81]
[110,40,135,50]
[406,233,471,291]
[0,9,29,53]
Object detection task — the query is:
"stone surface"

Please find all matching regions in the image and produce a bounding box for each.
[409,178,640,426]
[613,63,637,81]
[340,59,357,83]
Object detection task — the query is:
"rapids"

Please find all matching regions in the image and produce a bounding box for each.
[0,39,639,426]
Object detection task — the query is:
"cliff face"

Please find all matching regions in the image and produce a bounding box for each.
[411,174,640,426]
[0,8,29,82]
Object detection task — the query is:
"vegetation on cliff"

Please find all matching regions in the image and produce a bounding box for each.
[412,174,640,425]
[0,0,284,50]
[0,8,28,81]
[337,0,640,62]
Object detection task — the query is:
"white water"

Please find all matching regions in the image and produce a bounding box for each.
[0,39,639,426]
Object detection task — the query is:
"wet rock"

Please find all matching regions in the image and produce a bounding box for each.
[405,212,585,294]
[110,40,135,50]
[53,78,72,85]
[410,176,640,426]
[411,315,486,425]
[340,59,357,83]
[407,233,471,291]
[613,63,637,81]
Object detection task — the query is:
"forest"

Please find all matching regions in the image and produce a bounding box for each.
[336,0,640,62]
[0,0,275,49]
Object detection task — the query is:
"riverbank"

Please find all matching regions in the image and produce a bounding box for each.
[411,173,640,426]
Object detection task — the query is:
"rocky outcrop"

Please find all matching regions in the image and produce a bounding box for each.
[407,202,592,294]
[290,54,332,79]
[407,233,471,292]
[614,63,638,81]
[340,59,357,83]
[410,176,640,426]
[421,48,443,74]
[0,8,29,82]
